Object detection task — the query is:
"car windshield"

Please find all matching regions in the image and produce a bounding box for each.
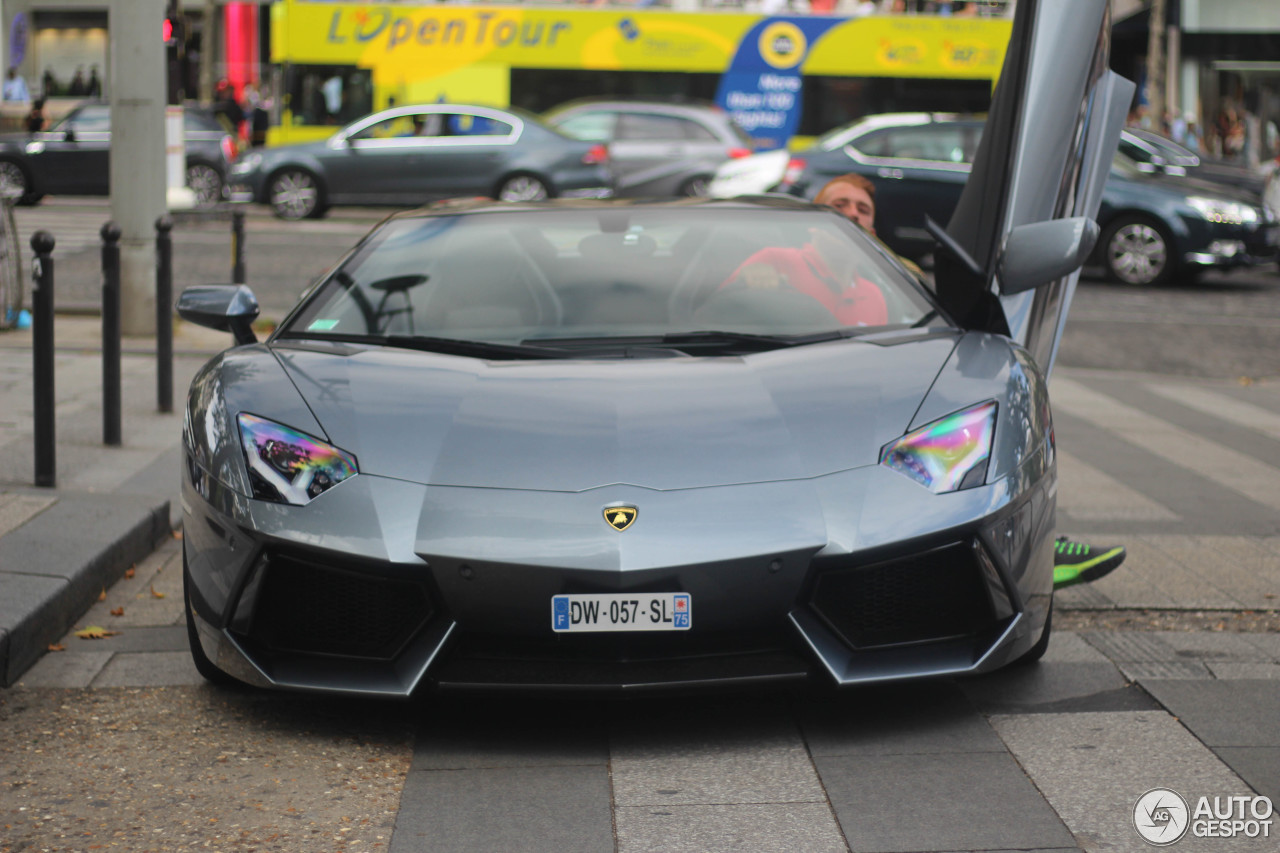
[280,207,937,353]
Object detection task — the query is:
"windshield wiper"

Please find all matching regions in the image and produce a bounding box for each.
[662,330,849,348]
[275,331,569,360]
[384,335,570,359]
[522,329,852,354]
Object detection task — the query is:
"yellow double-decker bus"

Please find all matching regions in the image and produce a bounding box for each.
[267,0,1013,149]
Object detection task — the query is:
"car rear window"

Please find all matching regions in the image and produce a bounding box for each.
[616,113,699,141]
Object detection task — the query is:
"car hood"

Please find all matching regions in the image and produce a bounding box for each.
[251,139,333,163]
[267,333,959,492]
[1118,169,1265,205]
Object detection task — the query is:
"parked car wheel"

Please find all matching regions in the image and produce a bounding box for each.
[496,174,550,202]
[186,162,224,208]
[1101,216,1173,285]
[680,175,712,197]
[0,158,41,205]
[269,168,326,220]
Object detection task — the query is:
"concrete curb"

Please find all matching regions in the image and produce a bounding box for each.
[0,494,174,686]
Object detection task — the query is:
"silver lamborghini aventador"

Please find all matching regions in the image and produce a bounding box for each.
[178,0,1135,697]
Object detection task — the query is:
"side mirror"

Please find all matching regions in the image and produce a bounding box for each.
[176,284,260,345]
[997,217,1098,295]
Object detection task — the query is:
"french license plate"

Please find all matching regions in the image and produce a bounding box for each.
[551,593,691,633]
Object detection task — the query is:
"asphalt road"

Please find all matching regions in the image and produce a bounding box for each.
[12,196,1280,380]
[3,197,1279,852]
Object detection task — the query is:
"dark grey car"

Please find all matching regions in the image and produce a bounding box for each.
[757,114,1278,284]
[175,0,1134,697]
[544,99,755,198]
[0,102,236,207]
[228,103,614,220]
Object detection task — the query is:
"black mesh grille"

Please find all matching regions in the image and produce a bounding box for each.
[810,542,995,649]
[248,554,432,659]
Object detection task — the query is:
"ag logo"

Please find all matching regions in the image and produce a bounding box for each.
[1134,788,1190,846]
[603,505,638,531]
[758,22,806,69]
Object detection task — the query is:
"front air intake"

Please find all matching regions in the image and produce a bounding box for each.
[809,541,996,650]
[247,554,432,659]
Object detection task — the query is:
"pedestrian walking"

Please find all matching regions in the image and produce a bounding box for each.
[3,68,30,102]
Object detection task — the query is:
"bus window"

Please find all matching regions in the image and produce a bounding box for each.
[798,76,993,137]
[285,65,374,126]
[510,69,721,114]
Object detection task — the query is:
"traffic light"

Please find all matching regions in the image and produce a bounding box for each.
[164,0,183,47]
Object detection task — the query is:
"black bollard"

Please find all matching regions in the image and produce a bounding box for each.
[155,216,174,414]
[30,231,55,487]
[100,222,122,447]
[231,207,246,284]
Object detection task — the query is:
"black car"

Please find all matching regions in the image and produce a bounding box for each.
[757,113,1278,285]
[228,103,613,220]
[0,102,237,207]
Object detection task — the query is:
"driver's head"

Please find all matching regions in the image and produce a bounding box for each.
[815,174,877,234]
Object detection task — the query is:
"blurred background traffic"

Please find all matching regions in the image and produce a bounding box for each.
[0,0,1275,291]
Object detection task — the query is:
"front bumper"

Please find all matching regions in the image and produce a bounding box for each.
[1184,223,1279,269]
[228,184,256,204]
[184,453,1054,697]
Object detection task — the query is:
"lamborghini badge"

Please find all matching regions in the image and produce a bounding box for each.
[604,506,637,531]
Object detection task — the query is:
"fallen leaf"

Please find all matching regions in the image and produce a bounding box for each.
[150,585,166,599]
[124,567,136,580]
[47,643,65,652]
[98,588,107,601]
[1238,376,1255,386]
[74,626,120,640]
[173,529,184,540]
[110,607,124,617]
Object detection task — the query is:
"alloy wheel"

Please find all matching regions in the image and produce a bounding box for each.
[1106,221,1168,285]
[270,170,319,220]
[497,175,549,202]
[682,176,711,197]
[0,161,28,201]
[186,164,224,208]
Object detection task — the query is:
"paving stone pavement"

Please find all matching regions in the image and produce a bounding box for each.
[3,344,1278,850]
[1,202,1278,849]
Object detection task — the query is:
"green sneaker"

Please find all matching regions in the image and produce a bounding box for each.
[1053,536,1126,590]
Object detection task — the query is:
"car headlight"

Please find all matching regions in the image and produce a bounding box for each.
[879,401,997,494]
[230,152,263,174]
[1186,196,1257,225]
[238,413,357,505]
